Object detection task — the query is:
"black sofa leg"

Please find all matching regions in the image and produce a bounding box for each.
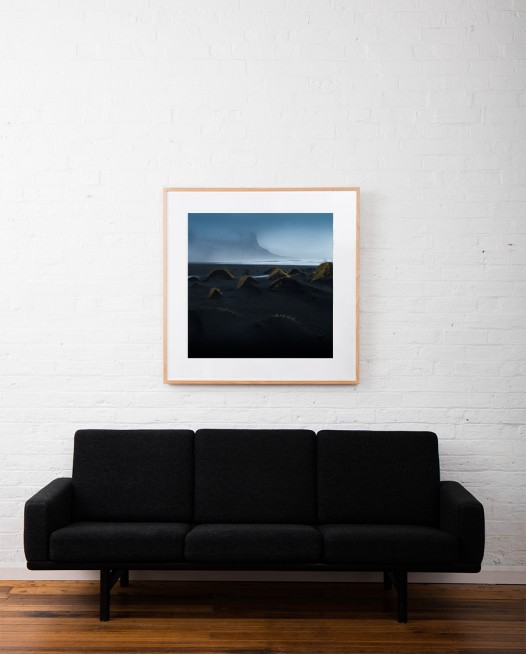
[120,570,129,587]
[396,570,408,623]
[99,569,128,621]
[384,571,408,622]
[100,570,111,622]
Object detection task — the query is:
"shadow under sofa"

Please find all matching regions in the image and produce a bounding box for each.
[24,429,485,622]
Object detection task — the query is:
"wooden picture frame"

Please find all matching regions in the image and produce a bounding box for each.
[164,187,359,384]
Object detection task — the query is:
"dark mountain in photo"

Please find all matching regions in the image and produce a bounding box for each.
[188,231,284,263]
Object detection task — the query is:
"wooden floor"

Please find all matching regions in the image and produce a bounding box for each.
[0,581,524,653]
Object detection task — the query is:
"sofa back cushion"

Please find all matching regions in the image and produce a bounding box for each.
[73,430,194,522]
[317,430,440,526]
[194,429,317,523]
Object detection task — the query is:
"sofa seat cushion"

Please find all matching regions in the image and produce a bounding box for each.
[320,525,459,565]
[185,524,322,563]
[50,522,190,562]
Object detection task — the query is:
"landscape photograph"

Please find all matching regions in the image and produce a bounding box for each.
[187,212,333,358]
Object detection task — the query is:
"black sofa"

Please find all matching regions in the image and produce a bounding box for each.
[24,429,485,622]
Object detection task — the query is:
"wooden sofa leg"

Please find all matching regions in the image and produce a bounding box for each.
[100,570,111,622]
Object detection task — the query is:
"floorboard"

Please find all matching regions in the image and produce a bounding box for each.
[0,581,524,653]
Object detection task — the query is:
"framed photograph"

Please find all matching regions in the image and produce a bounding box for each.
[164,187,359,384]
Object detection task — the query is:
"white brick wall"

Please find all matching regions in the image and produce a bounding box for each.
[0,0,525,578]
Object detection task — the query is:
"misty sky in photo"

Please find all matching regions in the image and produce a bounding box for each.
[188,213,333,264]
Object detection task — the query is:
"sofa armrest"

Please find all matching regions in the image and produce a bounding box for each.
[24,478,73,562]
[440,480,485,565]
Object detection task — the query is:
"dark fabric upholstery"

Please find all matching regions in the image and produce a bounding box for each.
[50,522,190,562]
[73,430,194,521]
[24,478,73,561]
[317,430,440,525]
[185,524,322,563]
[321,524,459,565]
[440,481,485,564]
[194,429,317,523]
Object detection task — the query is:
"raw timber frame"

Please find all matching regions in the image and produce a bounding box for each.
[163,187,360,384]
